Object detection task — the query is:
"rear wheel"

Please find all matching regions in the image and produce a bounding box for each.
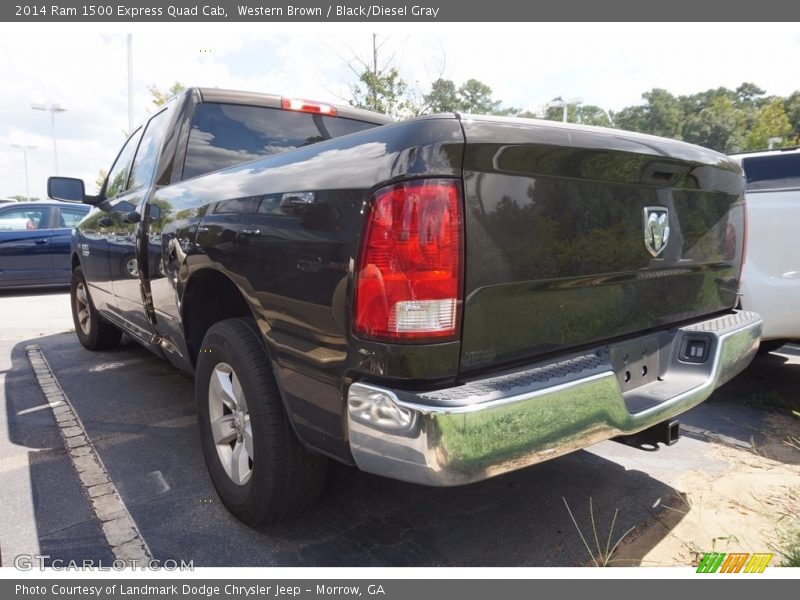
[70,267,122,350]
[195,318,327,526]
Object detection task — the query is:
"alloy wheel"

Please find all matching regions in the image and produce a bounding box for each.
[208,362,253,486]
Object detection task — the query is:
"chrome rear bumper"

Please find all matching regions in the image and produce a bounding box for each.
[346,311,762,486]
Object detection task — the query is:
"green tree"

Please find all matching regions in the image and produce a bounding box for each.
[352,67,414,117]
[682,96,745,153]
[679,87,736,118]
[457,79,502,114]
[541,97,582,123]
[678,84,764,148]
[575,105,612,127]
[148,82,186,108]
[423,78,460,113]
[420,77,517,116]
[94,169,107,194]
[615,89,683,139]
[784,91,800,144]
[613,104,647,132]
[735,82,766,108]
[347,35,417,118]
[492,105,522,117]
[744,98,792,150]
[642,88,684,138]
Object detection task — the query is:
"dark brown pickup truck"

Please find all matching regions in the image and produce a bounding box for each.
[49,87,761,526]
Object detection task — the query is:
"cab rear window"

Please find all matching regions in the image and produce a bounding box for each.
[182,103,377,180]
[741,153,800,191]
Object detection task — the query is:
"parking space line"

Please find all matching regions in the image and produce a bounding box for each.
[25,345,153,565]
[16,400,65,416]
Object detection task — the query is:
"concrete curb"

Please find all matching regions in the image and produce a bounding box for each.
[25,344,153,565]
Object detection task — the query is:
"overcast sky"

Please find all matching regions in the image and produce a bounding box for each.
[1,22,799,199]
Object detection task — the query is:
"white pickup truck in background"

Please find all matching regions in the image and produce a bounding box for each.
[732,147,800,351]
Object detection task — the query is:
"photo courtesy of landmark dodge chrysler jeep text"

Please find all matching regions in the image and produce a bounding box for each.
[49,88,762,526]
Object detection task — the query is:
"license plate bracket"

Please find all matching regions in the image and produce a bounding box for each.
[610,334,662,393]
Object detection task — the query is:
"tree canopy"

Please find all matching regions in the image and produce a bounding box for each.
[149,82,186,108]
[356,68,798,152]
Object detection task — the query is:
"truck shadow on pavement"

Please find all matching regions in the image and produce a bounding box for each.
[6,332,688,567]
[682,345,800,468]
[4,334,115,564]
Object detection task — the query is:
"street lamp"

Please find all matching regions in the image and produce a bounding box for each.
[31,102,67,174]
[546,97,584,123]
[11,144,36,201]
[127,34,134,133]
[768,137,782,150]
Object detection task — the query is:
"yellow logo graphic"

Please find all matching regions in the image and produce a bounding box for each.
[696,552,772,573]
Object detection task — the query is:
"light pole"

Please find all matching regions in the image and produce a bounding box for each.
[31,102,67,174]
[127,34,134,133]
[11,144,36,201]
[546,97,584,123]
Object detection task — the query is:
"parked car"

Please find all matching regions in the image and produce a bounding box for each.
[730,147,800,351]
[0,201,90,288]
[49,88,761,526]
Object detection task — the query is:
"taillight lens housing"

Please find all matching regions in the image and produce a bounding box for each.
[353,179,464,342]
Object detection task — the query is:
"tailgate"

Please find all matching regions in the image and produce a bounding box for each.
[458,117,746,372]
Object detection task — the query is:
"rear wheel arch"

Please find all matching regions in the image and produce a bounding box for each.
[179,268,322,458]
[180,268,255,368]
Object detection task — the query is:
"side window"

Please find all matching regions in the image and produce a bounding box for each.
[129,108,171,192]
[0,207,50,231]
[105,128,143,199]
[57,208,88,228]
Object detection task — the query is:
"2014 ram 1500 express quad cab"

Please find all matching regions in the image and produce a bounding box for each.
[49,88,761,526]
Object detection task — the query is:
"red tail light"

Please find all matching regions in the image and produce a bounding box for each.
[354,179,463,342]
[281,97,337,116]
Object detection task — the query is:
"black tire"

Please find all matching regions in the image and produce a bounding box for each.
[70,267,122,351]
[195,317,327,526]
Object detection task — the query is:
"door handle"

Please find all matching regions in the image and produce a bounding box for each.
[280,192,315,214]
[34,238,48,245]
[98,216,112,227]
[167,238,185,262]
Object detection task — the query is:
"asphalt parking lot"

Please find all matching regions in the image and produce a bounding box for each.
[1,289,798,567]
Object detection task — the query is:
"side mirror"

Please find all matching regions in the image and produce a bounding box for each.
[47,176,100,206]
